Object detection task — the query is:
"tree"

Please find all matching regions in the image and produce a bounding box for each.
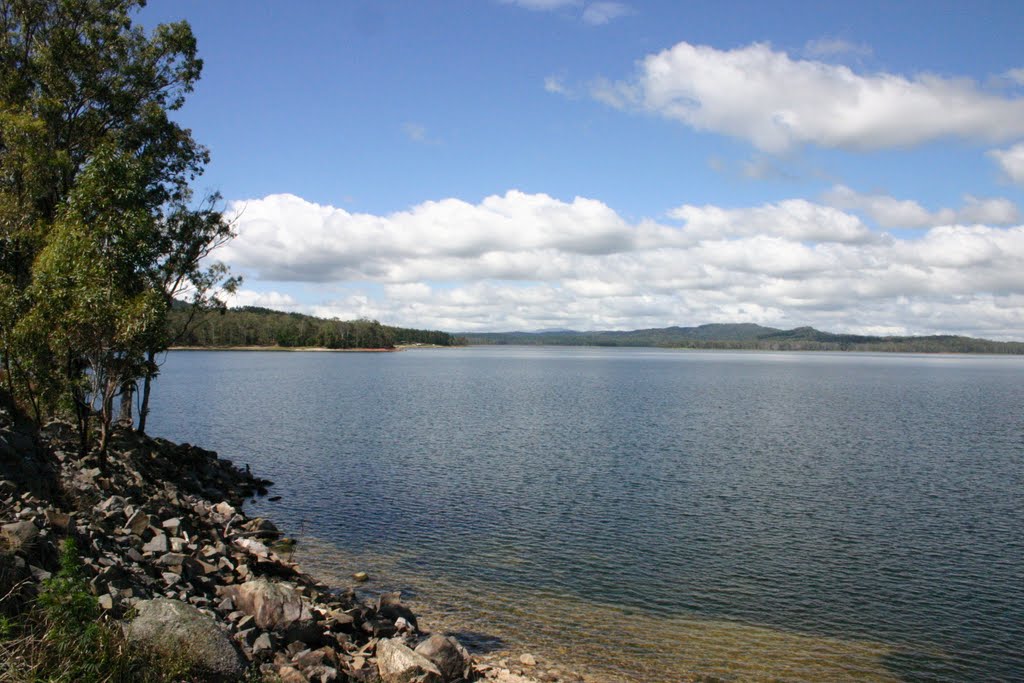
[0,0,235,452]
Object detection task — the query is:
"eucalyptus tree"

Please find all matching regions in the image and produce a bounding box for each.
[0,0,236,451]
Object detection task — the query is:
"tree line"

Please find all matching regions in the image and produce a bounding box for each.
[0,1,238,457]
[170,306,465,349]
[465,325,1024,353]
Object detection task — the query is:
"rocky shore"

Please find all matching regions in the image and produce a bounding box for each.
[0,404,580,683]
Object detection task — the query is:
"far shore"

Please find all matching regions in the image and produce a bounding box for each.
[169,345,399,352]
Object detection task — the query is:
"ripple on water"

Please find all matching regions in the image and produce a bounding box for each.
[292,536,938,683]
[148,348,1024,682]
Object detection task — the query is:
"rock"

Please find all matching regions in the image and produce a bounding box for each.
[278,665,310,683]
[253,632,273,655]
[377,592,419,632]
[161,517,182,535]
[352,571,369,582]
[520,653,537,667]
[29,565,51,581]
[245,517,280,538]
[221,577,313,631]
[142,533,168,554]
[293,648,326,669]
[213,501,236,517]
[125,598,245,678]
[125,509,150,536]
[98,594,114,610]
[304,664,339,683]
[156,552,186,567]
[234,537,270,557]
[415,634,472,681]
[44,508,71,529]
[1,520,39,549]
[376,638,443,683]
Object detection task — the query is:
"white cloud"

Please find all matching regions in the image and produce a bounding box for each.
[989,143,1024,184]
[824,184,1019,227]
[593,41,1024,151]
[1005,68,1024,86]
[226,289,301,310]
[582,2,631,25]
[499,0,580,9]
[543,75,568,95]
[667,199,876,243]
[217,192,1024,339]
[402,122,427,142]
[802,38,872,60]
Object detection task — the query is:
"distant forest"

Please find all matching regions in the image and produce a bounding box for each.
[464,323,1024,354]
[169,306,465,349]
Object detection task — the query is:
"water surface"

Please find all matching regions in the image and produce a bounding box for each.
[148,347,1024,682]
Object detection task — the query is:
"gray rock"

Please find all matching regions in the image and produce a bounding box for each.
[125,598,245,678]
[156,552,186,567]
[415,634,472,681]
[1,520,39,549]
[304,665,338,683]
[220,577,313,631]
[278,665,310,683]
[142,533,168,554]
[377,638,443,683]
[125,510,150,536]
[252,632,273,655]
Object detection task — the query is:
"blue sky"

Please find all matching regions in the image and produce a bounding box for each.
[139,1,1024,338]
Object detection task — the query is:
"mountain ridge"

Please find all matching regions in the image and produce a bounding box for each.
[461,324,1024,353]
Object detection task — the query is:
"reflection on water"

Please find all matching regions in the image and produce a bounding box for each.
[148,348,1024,681]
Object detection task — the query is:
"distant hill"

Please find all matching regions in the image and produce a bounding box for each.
[168,306,465,349]
[463,324,1024,354]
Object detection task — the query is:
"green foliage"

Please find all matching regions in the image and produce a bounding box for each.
[465,324,1024,353]
[0,538,253,682]
[0,0,238,444]
[170,306,466,349]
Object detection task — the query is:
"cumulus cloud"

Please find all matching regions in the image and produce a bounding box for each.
[824,184,1019,227]
[225,289,301,310]
[989,143,1024,184]
[582,2,631,25]
[591,41,1024,151]
[667,199,876,243]
[1005,68,1024,86]
[216,192,1024,339]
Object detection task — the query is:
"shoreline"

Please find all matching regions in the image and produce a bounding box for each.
[0,409,555,682]
[169,343,460,352]
[169,345,400,352]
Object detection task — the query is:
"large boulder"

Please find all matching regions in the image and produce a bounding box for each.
[220,577,312,631]
[125,598,245,678]
[415,634,472,682]
[377,638,443,683]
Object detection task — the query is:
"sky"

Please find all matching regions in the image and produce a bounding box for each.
[138,0,1024,339]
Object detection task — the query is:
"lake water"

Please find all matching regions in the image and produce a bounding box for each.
[147,347,1024,682]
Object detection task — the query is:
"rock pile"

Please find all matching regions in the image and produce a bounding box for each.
[0,405,559,683]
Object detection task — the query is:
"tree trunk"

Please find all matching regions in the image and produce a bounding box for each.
[73,389,89,457]
[117,381,134,427]
[97,385,114,462]
[137,349,156,434]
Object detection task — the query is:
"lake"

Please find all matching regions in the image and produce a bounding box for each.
[147,347,1024,682]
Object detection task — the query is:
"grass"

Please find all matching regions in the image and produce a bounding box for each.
[0,538,185,682]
